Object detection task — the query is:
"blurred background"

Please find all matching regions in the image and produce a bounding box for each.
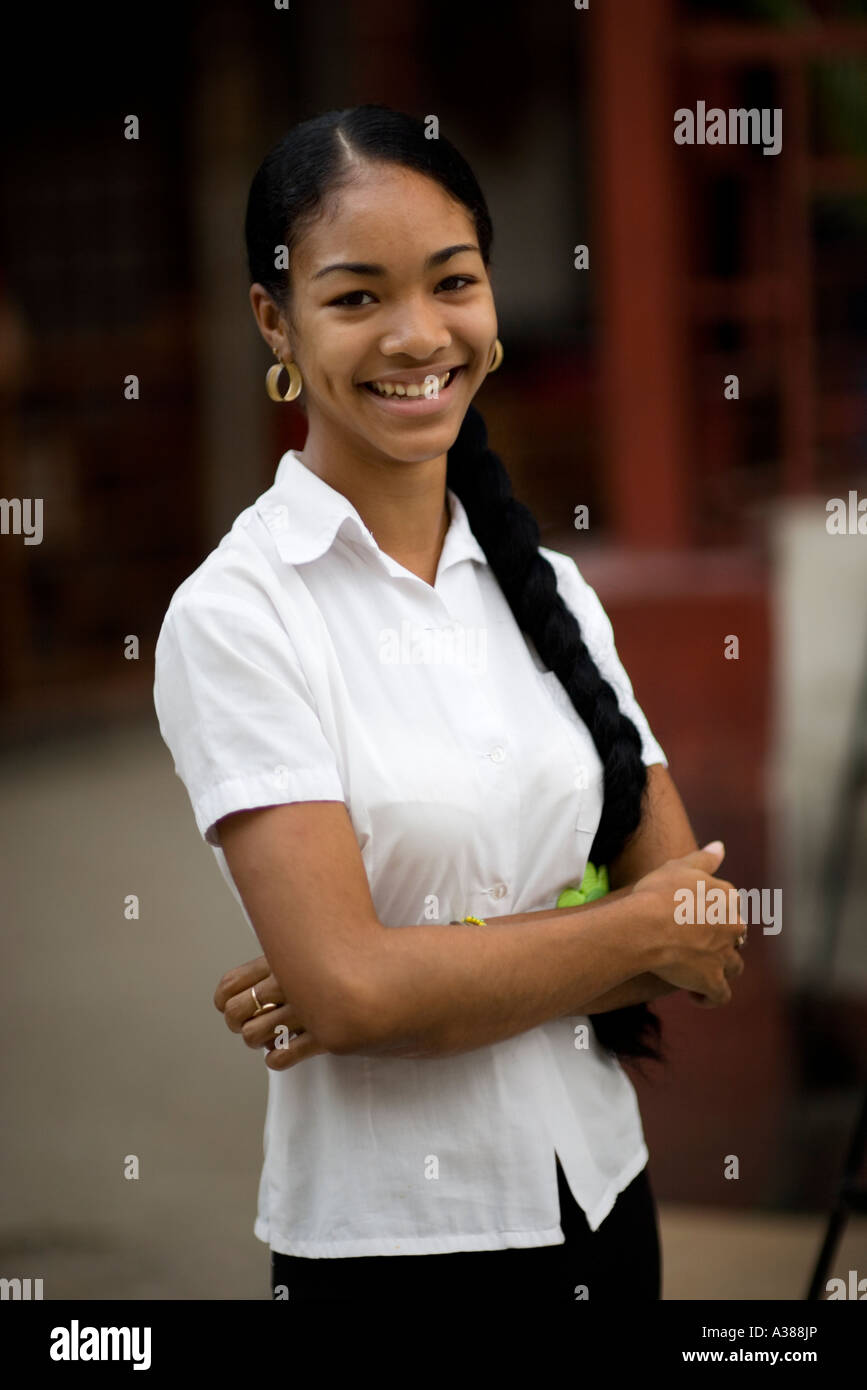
[1,0,866,1299]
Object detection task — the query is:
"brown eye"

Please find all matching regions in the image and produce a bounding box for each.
[436,275,474,292]
[329,290,376,307]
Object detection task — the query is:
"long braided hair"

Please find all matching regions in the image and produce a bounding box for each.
[246,104,665,1067]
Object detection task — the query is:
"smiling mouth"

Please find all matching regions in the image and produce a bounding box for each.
[359,365,464,399]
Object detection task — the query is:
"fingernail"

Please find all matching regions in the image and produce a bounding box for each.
[702,839,724,855]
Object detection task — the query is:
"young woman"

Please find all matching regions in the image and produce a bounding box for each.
[154,105,746,1303]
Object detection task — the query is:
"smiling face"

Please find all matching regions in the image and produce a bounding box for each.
[265,161,498,467]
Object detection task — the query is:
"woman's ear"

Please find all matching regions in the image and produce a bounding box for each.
[249,284,285,355]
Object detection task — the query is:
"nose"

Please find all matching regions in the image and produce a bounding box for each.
[378,292,452,360]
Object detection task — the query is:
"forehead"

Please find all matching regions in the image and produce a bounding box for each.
[293,164,477,273]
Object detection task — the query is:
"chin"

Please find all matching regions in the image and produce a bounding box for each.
[358,415,464,463]
[374,429,461,465]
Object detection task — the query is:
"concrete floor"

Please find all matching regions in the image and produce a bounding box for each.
[1,716,864,1300]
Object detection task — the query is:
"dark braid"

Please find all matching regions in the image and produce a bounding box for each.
[447,406,665,1068]
[245,104,666,1068]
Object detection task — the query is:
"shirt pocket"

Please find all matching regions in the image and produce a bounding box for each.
[535,670,605,835]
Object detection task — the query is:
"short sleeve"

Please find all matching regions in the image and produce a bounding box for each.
[547,552,668,769]
[153,591,345,847]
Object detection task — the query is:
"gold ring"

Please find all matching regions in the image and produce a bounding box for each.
[250,984,277,1016]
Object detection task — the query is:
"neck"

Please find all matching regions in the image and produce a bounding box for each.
[298,425,451,583]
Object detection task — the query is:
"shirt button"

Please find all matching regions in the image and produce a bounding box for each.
[489,883,508,900]
[490,746,505,762]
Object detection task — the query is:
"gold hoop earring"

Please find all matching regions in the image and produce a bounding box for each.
[266,358,303,402]
[487,338,503,374]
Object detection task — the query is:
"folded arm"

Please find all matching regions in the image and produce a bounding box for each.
[214,764,704,1062]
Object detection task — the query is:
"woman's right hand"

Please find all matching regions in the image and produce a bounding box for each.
[630,842,746,1007]
[213,955,331,1069]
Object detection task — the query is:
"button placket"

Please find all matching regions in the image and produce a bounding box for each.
[572,732,604,835]
[474,733,516,916]
[536,671,604,835]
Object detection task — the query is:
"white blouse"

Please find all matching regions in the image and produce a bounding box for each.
[153,448,668,1258]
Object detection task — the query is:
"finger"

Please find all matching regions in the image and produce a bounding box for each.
[695,977,731,1008]
[722,883,752,932]
[214,956,271,1011]
[223,975,284,1033]
[679,841,726,876]
[241,1004,303,1050]
[265,1030,328,1071]
[713,881,747,927]
[687,991,714,1007]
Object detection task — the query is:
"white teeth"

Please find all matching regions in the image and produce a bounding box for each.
[366,369,454,398]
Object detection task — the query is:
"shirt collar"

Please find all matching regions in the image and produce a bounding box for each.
[256,448,489,573]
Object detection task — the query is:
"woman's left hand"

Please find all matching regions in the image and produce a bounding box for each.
[213,955,331,1070]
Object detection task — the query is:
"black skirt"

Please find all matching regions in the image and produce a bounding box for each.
[269,1156,661,1301]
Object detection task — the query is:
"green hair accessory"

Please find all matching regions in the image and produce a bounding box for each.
[556,861,609,909]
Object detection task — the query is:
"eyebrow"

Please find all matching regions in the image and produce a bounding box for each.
[311,243,481,281]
